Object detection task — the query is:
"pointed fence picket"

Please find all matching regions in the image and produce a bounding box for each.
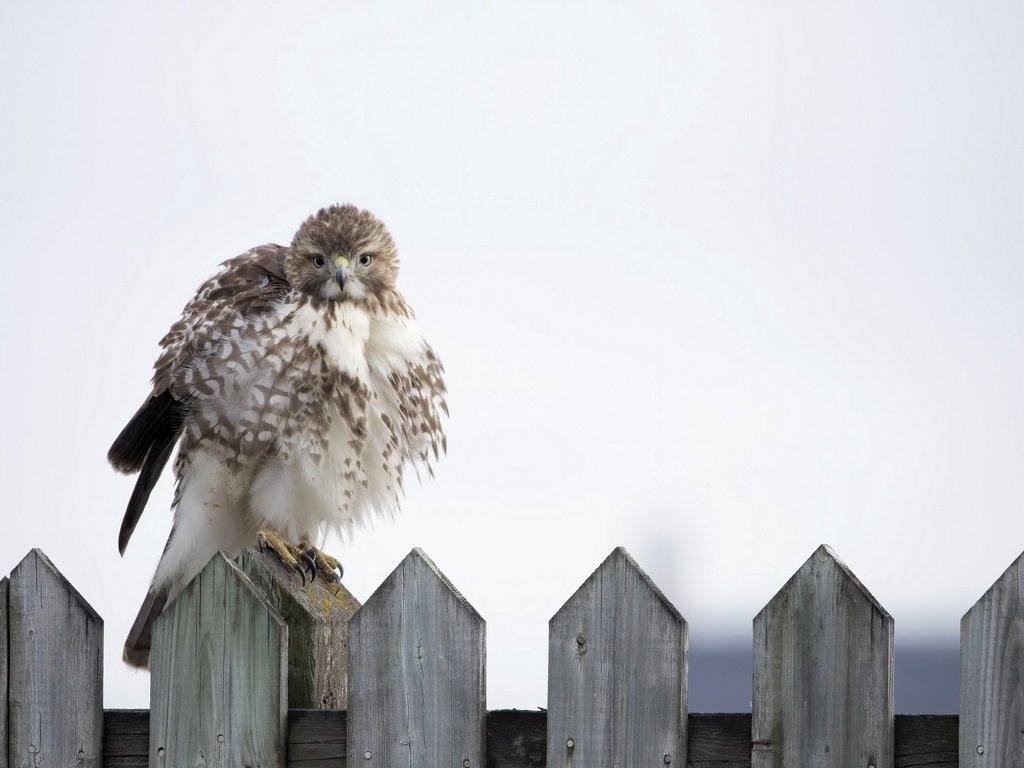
[346,548,486,768]
[548,546,688,768]
[149,552,289,768]
[753,544,895,768]
[0,542,1021,766]
[960,551,1024,766]
[6,549,103,768]
[1,576,7,768]
[236,548,361,710]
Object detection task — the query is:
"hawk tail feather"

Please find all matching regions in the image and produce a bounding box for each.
[108,390,185,472]
[118,430,178,555]
[110,391,186,554]
[122,585,167,669]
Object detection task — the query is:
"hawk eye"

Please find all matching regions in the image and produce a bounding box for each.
[359,253,373,267]
[312,254,326,269]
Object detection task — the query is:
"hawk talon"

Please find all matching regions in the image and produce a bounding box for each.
[298,550,318,582]
[256,527,309,586]
[326,562,343,582]
[315,549,343,582]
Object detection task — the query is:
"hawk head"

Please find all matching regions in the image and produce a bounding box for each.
[286,204,400,304]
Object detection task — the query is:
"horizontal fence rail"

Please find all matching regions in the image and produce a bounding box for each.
[99,709,959,768]
[2,543,1021,767]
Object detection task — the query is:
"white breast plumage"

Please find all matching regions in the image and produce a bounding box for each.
[287,301,373,381]
[249,299,433,535]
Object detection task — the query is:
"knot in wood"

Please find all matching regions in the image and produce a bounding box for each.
[575,634,587,658]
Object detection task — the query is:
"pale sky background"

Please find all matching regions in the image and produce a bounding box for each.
[1,1,1022,712]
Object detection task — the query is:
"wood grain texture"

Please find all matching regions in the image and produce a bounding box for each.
[1,576,8,768]
[486,710,545,768]
[960,550,1024,766]
[547,547,688,768]
[149,553,288,768]
[7,549,103,768]
[895,715,957,768]
[98,711,959,767]
[685,714,956,768]
[286,710,346,766]
[689,714,751,767]
[347,548,486,768]
[104,710,148,768]
[752,544,894,768]
[237,548,361,709]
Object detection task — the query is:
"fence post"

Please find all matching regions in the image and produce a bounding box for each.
[149,552,288,768]
[752,544,894,768]
[960,549,1024,765]
[6,549,103,768]
[1,576,7,768]
[547,547,688,768]
[237,547,361,709]
[347,548,486,768]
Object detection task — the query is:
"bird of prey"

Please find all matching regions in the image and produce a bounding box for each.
[108,205,447,668]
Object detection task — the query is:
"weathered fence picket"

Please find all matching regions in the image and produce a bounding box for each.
[1,576,8,768]
[548,546,688,768]
[2,542,1024,766]
[752,544,895,768]
[346,548,486,768]
[960,551,1024,766]
[149,552,288,768]
[236,548,361,710]
[6,549,104,768]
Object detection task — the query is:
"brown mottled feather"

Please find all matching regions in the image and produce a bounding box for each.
[151,244,291,394]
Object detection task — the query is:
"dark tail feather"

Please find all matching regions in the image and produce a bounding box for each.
[118,432,178,555]
[123,586,167,670]
[108,391,183,474]
[110,391,185,555]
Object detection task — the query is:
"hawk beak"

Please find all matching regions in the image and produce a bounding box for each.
[334,256,350,290]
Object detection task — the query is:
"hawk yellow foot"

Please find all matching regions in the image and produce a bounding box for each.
[256,528,312,585]
[296,537,344,583]
[256,529,343,585]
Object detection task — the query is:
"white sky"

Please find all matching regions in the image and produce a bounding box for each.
[1,1,1023,710]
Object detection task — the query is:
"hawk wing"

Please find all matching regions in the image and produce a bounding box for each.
[108,244,291,554]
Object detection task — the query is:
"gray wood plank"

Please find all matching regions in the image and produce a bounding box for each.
[97,711,961,767]
[894,715,957,768]
[547,547,688,768]
[286,710,346,767]
[238,548,361,710]
[486,710,545,768]
[149,552,288,768]
[1,576,8,768]
[7,549,103,768]
[688,713,750,767]
[685,714,954,768]
[752,544,894,768]
[960,549,1024,766]
[347,548,485,768]
[103,710,148,768]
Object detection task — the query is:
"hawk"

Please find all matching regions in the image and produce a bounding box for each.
[108,205,447,668]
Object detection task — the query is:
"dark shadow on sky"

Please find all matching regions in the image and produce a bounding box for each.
[688,639,958,714]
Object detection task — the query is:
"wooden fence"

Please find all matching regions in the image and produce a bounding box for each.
[0,542,1021,767]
